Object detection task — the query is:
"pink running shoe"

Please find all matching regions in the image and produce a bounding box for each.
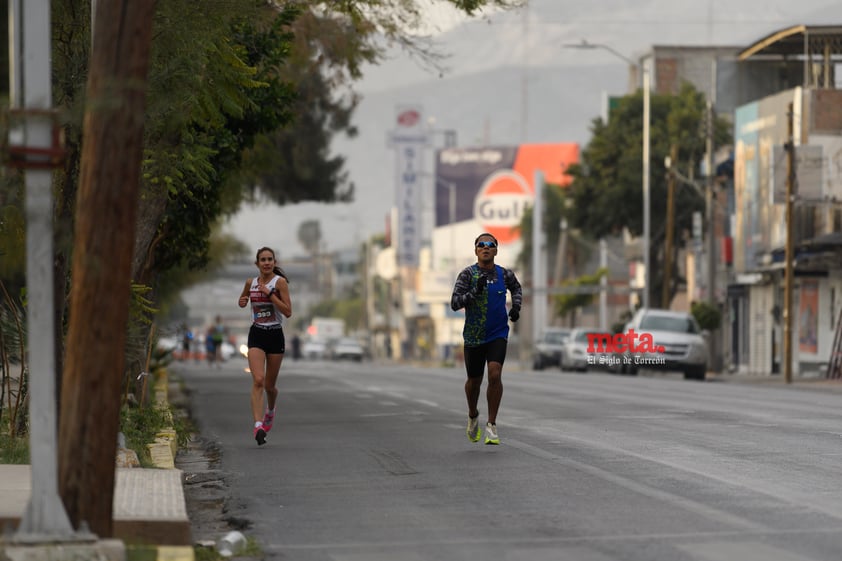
[253,423,267,446]
[262,409,275,433]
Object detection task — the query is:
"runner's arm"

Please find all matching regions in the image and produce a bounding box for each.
[238,279,251,308]
[505,268,522,314]
[451,267,478,311]
[270,277,292,318]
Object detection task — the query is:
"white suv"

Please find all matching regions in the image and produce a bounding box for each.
[617,309,708,380]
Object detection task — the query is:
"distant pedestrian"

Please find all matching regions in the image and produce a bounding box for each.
[205,326,217,367]
[450,233,522,445]
[291,334,302,361]
[181,329,193,361]
[238,247,292,446]
[211,315,227,365]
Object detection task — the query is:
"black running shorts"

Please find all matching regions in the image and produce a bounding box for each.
[463,338,508,379]
[247,324,285,354]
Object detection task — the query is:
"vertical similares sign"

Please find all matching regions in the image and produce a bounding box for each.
[389,105,428,267]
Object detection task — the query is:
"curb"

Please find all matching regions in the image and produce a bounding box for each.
[130,369,193,561]
[147,371,178,470]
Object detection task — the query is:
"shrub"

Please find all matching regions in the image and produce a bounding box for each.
[691,300,722,331]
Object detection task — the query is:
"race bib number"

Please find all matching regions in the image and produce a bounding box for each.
[253,303,275,324]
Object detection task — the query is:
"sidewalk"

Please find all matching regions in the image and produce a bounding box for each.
[0,371,193,561]
[706,371,842,392]
[0,465,191,547]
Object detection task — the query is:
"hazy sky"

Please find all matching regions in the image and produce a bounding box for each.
[225,0,842,259]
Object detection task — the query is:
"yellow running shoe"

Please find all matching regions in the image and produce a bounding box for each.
[466,415,481,442]
[484,422,499,445]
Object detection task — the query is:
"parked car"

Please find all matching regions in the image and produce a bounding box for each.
[616,308,708,380]
[329,337,365,362]
[560,328,606,372]
[532,327,571,370]
[302,337,328,360]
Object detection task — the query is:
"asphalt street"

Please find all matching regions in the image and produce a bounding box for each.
[174,358,842,561]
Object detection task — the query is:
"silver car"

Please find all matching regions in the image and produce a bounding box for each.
[329,337,365,362]
[560,328,607,372]
[616,308,708,380]
[533,327,571,370]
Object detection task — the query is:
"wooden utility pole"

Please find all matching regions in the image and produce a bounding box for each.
[783,103,796,384]
[58,0,156,537]
[662,144,678,309]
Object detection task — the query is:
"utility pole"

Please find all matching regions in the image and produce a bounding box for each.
[552,218,568,295]
[9,0,76,541]
[704,58,721,372]
[784,103,796,384]
[704,101,716,306]
[59,0,157,534]
[532,170,545,343]
[599,238,608,330]
[703,96,723,374]
[663,144,678,309]
[642,64,651,310]
[363,239,373,356]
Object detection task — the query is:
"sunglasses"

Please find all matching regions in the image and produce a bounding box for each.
[476,241,497,249]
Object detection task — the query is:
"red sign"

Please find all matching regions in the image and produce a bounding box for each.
[397,110,420,127]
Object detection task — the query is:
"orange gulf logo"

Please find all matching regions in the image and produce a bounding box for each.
[474,170,532,245]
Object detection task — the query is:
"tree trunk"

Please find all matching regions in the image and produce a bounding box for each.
[58,0,156,537]
[131,182,169,284]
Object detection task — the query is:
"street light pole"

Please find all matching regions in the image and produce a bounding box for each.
[10,0,76,540]
[449,183,456,270]
[434,177,460,362]
[564,40,651,309]
[642,60,651,309]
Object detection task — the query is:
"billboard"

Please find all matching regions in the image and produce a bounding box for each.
[433,144,579,263]
[733,87,801,270]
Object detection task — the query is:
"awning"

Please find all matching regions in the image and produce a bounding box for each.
[738,25,842,60]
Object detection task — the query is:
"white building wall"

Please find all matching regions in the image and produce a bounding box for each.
[748,284,773,374]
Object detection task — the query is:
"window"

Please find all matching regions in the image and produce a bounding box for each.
[640,314,700,334]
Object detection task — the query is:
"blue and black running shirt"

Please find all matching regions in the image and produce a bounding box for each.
[450,264,523,346]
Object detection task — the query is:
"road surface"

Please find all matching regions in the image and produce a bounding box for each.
[174,358,842,561]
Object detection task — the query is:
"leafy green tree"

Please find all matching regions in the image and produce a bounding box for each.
[137,0,523,289]
[555,268,607,328]
[565,82,731,307]
[135,1,300,283]
[242,0,524,206]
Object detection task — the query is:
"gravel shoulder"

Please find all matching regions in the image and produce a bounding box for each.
[170,373,252,548]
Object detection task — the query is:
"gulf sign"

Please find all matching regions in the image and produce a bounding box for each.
[435,143,579,246]
[474,170,532,244]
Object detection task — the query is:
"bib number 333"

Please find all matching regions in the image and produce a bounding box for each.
[253,303,274,323]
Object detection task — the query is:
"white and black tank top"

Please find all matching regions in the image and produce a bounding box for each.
[249,276,284,327]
